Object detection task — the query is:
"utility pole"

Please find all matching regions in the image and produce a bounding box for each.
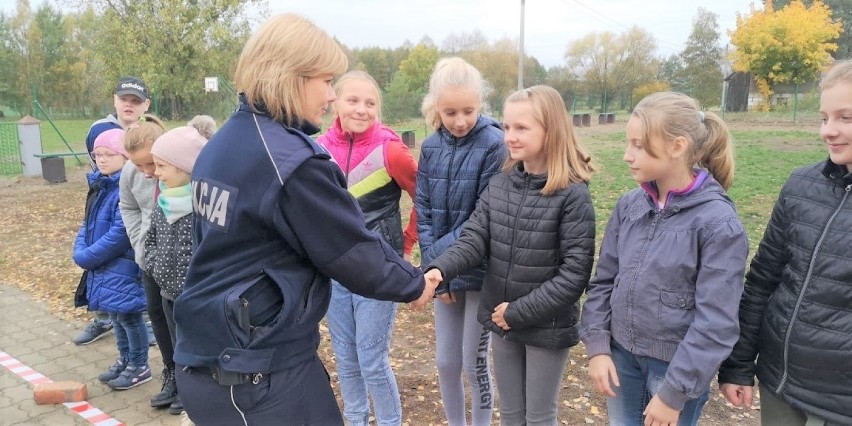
[518,0,525,90]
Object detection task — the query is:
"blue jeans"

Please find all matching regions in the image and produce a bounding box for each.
[109,311,148,367]
[608,340,709,426]
[327,281,400,426]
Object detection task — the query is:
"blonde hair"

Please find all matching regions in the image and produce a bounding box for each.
[333,70,382,121]
[421,57,492,131]
[503,86,595,194]
[632,92,735,190]
[234,13,347,126]
[124,114,165,153]
[820,59,852,91]
[187,115,217,140]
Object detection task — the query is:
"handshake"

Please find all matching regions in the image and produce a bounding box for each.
[409,268,444,310]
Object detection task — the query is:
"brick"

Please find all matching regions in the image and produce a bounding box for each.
[32,381,87,405]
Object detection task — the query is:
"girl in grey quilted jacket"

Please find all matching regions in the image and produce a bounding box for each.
[426,85,596,425]
[580,92,748,426]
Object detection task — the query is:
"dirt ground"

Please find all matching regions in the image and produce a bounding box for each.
[0,132,764,425]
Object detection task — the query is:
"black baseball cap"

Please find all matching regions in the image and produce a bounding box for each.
[114,76,149,101]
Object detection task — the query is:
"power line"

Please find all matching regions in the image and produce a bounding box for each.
[561,0,685,52]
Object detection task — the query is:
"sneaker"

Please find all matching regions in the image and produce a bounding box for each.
[107,364,152,390]
[97,358,127,383]
[150,367,177,408]
[146,321,157,346]
[168,394,184,415]
[73,320,113,345]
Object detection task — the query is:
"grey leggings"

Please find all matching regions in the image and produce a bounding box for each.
[491,335,570,426]
[434,291,493,426]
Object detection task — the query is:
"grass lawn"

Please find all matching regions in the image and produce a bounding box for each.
[13,117,829,252]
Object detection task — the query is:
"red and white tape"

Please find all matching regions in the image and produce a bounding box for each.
[0,351,125,426]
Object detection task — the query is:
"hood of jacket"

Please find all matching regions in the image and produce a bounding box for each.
[87,170,122,191]
[438,114,503,147]
[633,170,732,215]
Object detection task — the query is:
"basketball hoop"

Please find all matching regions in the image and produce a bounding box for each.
[204,77,219,93]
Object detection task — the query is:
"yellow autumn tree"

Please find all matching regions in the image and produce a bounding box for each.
[729,0,841,110]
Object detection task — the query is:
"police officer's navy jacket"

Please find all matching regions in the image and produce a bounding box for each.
[173,97,425,375]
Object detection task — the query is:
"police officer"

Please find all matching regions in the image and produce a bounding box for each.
[173,13,439,425]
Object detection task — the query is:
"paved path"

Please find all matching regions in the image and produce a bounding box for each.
[0,284,182,425]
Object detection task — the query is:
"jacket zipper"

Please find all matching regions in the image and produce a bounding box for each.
[444,139,458,236]
[776,183,851,393]
[502,174,530,336]
[627,208,661,352]
[344,133,355,180]
[87,181,108,245]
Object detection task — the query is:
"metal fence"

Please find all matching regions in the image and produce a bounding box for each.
[0,123,21,176]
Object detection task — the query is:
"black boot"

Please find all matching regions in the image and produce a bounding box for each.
[168,393,184,415]
[150,367,177,408]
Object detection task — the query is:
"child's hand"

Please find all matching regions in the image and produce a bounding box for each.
[491,302,510,330]
[411,271,441,310]
[643,395,680,426]
[437,292,456,304]
[424,269,455,304]
[588,354,619,397]
[719,383,754,407]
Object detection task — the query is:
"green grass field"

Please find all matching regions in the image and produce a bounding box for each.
[8,117,830,255]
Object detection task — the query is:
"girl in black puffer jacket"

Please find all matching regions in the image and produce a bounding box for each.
[426,85,596,425]
[719,59,852,426]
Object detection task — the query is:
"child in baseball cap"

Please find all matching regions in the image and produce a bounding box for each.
[115,77,149,101]
[74,76,154,350]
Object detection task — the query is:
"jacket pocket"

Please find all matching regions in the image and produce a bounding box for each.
[657,289,695,339]
[224,271,284,349]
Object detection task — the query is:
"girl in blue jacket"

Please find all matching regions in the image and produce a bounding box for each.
[416,56,507,426]
[580,92,749,426]
[73,128,149,391]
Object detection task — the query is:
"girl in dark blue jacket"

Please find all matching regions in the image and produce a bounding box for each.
[416,57,507,426]
[73,128,149,391]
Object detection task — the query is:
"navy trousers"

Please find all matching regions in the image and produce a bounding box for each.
[176,355,343,425]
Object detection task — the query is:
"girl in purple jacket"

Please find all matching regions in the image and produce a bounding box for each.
[580,92,748,426]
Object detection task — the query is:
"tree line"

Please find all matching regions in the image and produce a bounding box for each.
[0,0,847,121]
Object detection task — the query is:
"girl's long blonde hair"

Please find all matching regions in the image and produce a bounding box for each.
[632,92,735,190]
[421,57,492,131]
[503,85,595,195]
[820,59,852,91]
